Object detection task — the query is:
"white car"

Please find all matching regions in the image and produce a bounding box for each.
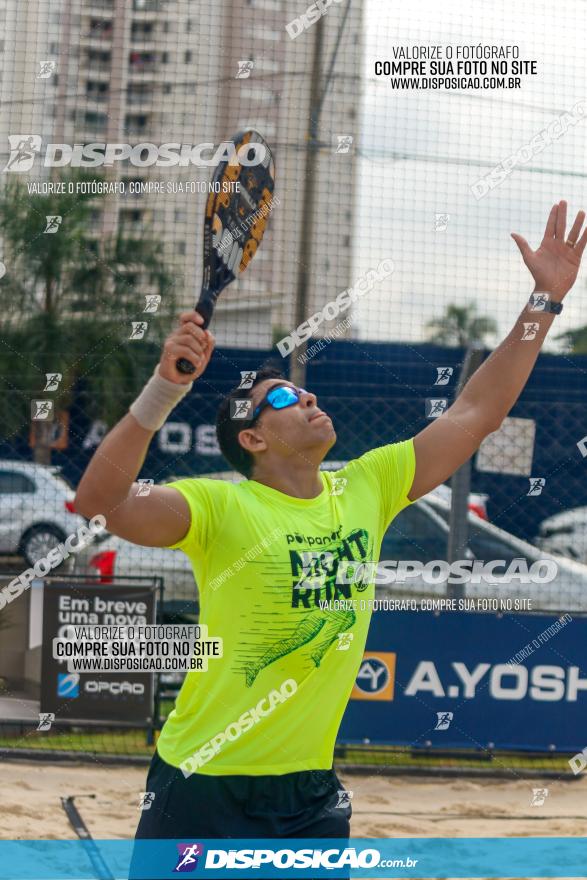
[536,508,587,563]
[77,468,587,611]
[0,460,87,565]
[385,496,587,611]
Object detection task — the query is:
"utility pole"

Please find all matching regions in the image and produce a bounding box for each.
[289,17,325,388]
[446,343,486,600]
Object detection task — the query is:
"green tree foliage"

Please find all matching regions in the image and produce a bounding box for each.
[0,171,176,462]
[427,303,497,348]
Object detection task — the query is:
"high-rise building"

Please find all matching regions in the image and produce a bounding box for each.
[0,0,363,348]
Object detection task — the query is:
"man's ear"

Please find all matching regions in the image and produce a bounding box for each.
[238,427,267,455]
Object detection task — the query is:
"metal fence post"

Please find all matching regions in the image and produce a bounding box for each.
[447,344,486,599]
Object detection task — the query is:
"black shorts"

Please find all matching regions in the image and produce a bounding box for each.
[134,749,352,839]
[130,751,351,879]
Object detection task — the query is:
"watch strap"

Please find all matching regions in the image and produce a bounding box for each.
[528,293,563,315]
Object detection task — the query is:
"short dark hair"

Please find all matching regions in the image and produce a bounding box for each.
[216,366,286,477]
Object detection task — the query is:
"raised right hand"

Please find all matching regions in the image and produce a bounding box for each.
[159,310,216,384]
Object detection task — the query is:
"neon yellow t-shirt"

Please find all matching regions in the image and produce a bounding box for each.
[156,439,416,776]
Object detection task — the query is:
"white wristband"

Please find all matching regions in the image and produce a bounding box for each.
[129,365,193,432]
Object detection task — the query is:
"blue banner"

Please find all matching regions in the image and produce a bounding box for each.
[5,341,587,543]
[1,838,586,879]
[339,610,587,752]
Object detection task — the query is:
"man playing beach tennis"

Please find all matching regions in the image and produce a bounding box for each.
[75,201,586,840]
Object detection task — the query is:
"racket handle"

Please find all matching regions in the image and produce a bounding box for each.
[195,297,214,330]
[176,357,197,375]
[175,300,214,374]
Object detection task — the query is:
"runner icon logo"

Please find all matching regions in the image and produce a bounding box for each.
[174,843,204,873]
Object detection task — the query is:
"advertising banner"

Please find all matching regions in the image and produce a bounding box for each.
[40,581,156,723]
[340,610,586,752]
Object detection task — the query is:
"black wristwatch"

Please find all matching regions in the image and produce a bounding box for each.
[528,293,563,315]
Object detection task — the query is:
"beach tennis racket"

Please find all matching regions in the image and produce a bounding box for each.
[176,130,275,374]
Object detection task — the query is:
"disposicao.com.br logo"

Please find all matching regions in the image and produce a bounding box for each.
[2,135,267,172]
[201,846,389,871]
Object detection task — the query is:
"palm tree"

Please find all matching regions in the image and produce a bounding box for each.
[0,171,176,463]
[427,303,497,348]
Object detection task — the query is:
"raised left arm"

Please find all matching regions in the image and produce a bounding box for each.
[409,200,587,501]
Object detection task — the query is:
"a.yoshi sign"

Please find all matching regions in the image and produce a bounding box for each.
[339,610,586,752]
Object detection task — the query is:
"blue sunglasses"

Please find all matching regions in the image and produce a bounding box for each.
[251,385,307,423]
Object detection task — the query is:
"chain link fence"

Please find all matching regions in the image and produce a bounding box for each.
[2,338,587,774]
[1,0,587,780]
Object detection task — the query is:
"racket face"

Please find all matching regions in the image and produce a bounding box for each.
[198,130,275,325]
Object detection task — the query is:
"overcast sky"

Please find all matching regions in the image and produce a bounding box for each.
[352,0,587,349]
